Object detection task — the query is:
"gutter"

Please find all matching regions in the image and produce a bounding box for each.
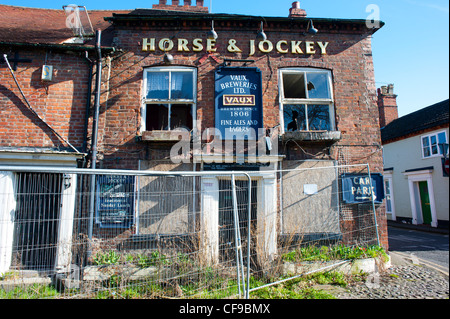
[105,13,385,32]
[0,41,120,57]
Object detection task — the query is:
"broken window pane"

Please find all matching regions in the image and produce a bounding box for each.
[146,104,169,131]
[306,72,330,99]
[284,104,306,131]
[283,73,306,99]
[170,104,193,130]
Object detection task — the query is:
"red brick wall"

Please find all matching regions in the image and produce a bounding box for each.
[103,23,383,171]
[101,21,387,248]
[0,50,90,152]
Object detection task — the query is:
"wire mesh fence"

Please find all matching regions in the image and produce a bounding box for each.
[0,163,383,299]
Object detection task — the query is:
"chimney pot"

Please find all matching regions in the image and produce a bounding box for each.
[153,0,208,12]
[388,84,394,94]
[289,1,307,17]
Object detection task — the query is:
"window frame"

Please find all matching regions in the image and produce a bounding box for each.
[421,130,448,159]
[141,66,197,133]
[279,68,335,134]
[383,171,396,220]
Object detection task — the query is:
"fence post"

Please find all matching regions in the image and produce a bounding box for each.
[231,174,245,298]
[367,164,380,246]
[245,173,252,299]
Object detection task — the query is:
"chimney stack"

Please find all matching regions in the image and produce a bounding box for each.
[153,0,208,12]
[378,84,399,128]
[289,1,307,17]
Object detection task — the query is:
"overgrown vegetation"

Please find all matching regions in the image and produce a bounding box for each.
[93,250,180,268]
[282,244,389,263]
[0,244,387,299]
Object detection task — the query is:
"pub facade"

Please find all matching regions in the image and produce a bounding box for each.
[0,1,388,275]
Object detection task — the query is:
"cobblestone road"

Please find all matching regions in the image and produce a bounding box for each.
[337,264,449,299]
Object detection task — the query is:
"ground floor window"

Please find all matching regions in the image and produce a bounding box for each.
[383,175,395,219]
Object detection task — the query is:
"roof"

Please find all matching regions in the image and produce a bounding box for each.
[0,5,131,48]
[0,4,383,50]
[381,99,449,143]
[107,9,384,34]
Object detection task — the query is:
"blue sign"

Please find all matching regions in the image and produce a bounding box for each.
[96,175,135,228]
[341,173,385,204]
[215,67,263,140]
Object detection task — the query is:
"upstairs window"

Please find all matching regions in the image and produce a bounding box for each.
[142,67,196,132]
[421,131,448,158]
[279,68,335,133]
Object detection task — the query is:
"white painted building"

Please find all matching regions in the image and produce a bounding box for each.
[380,99,449,229]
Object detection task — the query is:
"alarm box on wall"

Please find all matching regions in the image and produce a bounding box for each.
[41,65,53,81]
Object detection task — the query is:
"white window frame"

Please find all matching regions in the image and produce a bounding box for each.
[279,68,335,134]
[421,130,448,159]
[141,66,197,133]
[383,171,396,220]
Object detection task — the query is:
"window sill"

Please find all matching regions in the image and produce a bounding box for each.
[140,130,190,142]
[281,131,341,142]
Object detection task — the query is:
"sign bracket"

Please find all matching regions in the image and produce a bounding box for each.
[222,59,255,67]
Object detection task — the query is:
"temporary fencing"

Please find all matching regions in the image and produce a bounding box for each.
[0,163,382,299]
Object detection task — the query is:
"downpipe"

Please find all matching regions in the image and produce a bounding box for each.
[87,30,103,257]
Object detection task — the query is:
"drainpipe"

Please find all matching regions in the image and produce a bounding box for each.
[87,30,102,256]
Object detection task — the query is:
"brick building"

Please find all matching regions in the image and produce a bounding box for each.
[0,1,388,274]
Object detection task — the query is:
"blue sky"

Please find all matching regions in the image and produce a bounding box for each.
[2,0,449,117]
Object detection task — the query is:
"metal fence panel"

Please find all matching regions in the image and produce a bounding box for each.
[0,164,381,299]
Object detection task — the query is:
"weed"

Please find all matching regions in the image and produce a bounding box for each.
[0,284,59,299]
[93,250,120,266]
[282,244,389,263]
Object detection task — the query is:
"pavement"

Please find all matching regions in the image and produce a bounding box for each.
[334,223,449,299]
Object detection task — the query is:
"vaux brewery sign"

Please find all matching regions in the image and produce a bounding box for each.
[142,38,329,56]
[341,173,385,204]
[215,66,263,140]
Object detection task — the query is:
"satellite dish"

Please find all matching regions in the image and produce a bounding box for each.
[63,5,94,38]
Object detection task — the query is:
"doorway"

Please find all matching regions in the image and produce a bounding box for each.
[218,179,257,264]
[418,181,432,225]
[13,173,63,270]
